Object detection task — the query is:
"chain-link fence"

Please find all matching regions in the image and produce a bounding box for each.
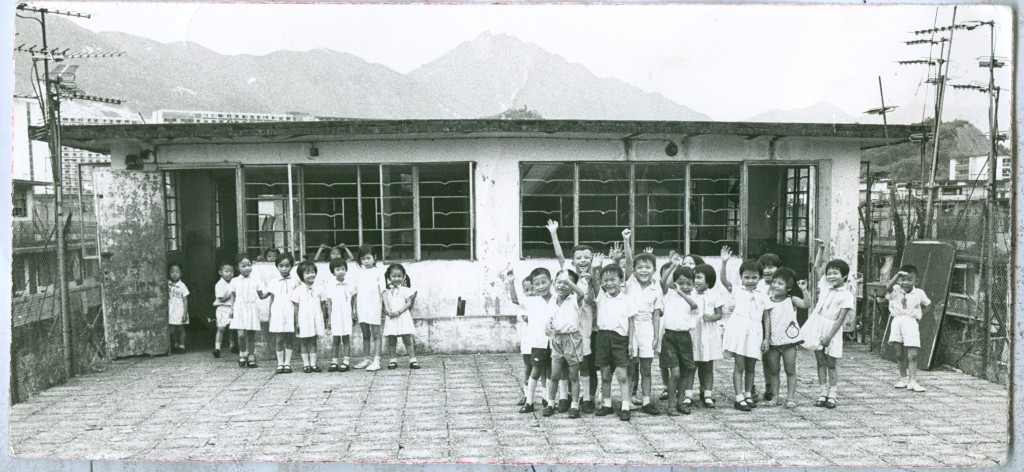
[858,178,1011,385]
[10,177,108,403]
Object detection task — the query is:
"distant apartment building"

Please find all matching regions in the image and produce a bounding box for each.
[151,109,314,124]
[939,155,1012,201]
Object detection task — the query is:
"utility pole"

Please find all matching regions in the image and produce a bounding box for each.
[17,3,122,379]
[922,6,956,239]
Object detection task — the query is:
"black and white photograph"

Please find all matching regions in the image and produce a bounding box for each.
[2,1,1016,468]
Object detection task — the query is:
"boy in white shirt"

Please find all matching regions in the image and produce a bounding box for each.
[506,267,556,413]
[594,264,638,421]
[886,265,931,392]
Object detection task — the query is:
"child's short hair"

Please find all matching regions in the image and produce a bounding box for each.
[274,253,294,267]
[263,247,279,259]
[556,269,579,284]
[670,266,695,283]
[329,258,348,272]
[693,263,717,288]
[570,244,594,257]
[683,254,705,266]
[773,267,797,289]
[528,267,551,282]
[634,253,656,268]
[168,262,183,273]
[218,261,234,271]
[296,261,317,279]
[756,253,782,270]
[899,264,919,278]
[357,243,375,260]
[236,253,252,265]
[826,259,851,279]
[600,264,624,280]
[739,259,761,277]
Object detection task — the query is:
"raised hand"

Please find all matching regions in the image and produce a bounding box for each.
[545,219,559,234]
[622,229,632,240]
[643,246,654,254]
[796,280,808,291]
[720,245,733,261]
[499,263,515,282]
[592,252,606,268]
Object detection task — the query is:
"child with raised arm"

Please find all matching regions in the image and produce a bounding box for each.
[799,258,856,409]
[722,258,770,411]
[325,257,357,372]
[886,265,930,392]
[512,267,556,413]
[545,219,597,413]
[211,261,236,358]
[167,263,190,354]
[507,271,536,406]
[542,269,590,418]
[621,230,663,416]
[659,262,699,415]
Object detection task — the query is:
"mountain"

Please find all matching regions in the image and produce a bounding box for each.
[862,120,1001,182]
[14,16,454,118]
[744,101,862,124]
[410,32,711,120]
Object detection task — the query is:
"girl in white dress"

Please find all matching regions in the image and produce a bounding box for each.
[721,259,770,412]
[230,254,268,368]
[325,258,357,372]
[352,244,385,371]
[167,263,190,354]
[263,254,298,374]
[383,264,420,369]
[292,261,327,373]
[690,263,724,408]
[799,259,856,409]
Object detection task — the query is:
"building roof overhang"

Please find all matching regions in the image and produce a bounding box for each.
[48,119,930,155]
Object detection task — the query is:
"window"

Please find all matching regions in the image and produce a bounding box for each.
[777,167,810,245]
[243,167,295,257]
[1001,157,1011,179]
[214,181,222,249]
[689,164,741,255]
[520,162,723,258]
[12,188,28,218]
[953,159,969,180]
[261,163,474,262]
[164,173,180,252]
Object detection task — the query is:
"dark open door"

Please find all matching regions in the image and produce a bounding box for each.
[94,168,168,357]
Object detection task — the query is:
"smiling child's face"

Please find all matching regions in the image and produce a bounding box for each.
[898,273,917,292]
[302,269,317,285]
[573,249,593,272]
[674,274,694,295]
[333,265,347,282]
[219,265,234,282]
[634,260,655,283]
[388,270,405,288]
[600,272,622,296]
[531,274,552,296]
[770,277,789,298]
[276,259,292,278]
[740,270,760,290]
[238,259,253,277]
[825,267,845,288]
[694,272,708,292]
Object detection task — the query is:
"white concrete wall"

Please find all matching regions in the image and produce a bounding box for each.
[12,99,53,184]
[127,134,864,321]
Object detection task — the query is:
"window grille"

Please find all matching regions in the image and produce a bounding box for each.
[777,167,810,245]
[163,172,180,252]
[687,164,741,256]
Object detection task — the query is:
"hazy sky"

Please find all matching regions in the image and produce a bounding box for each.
[36,2,1013,127]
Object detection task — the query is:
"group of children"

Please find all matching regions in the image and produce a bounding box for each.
[168,243,422,374]
[506,223,932,420]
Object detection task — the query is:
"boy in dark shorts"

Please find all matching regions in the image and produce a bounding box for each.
[594,264,638,421]
[505,267,556,413]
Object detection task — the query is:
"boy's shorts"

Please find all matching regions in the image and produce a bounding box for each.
[530,347,552,370]
[551,331,584,367]
[888,316,921,348]
[630,316,655,359]
[659,329,695,370]
[215,306,233,328]
[594,330,630,368]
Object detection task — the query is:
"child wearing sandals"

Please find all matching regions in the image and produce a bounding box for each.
[799,258,855,409]
[264,254,299,374]
[886,265,930,392]
[689,263,724,408]
[325,258,357,373]
[721,259,770,412]
[211,262,237,358]
[512,268,556,413]
[292,261,327,373]
[383,264,420,370]
[658,252,704,402]
[762,267,804,408]
[658,263,699,415]
[230,254,267,368]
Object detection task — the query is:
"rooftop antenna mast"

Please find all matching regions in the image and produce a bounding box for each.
[15,2,125,378]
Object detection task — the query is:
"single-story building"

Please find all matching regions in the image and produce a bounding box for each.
[57,119,926,358]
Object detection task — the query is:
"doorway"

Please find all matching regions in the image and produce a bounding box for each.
[167,169,238,350]
[746,165,815,295]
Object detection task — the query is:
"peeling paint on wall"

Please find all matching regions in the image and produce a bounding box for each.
[95,169,169,358]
